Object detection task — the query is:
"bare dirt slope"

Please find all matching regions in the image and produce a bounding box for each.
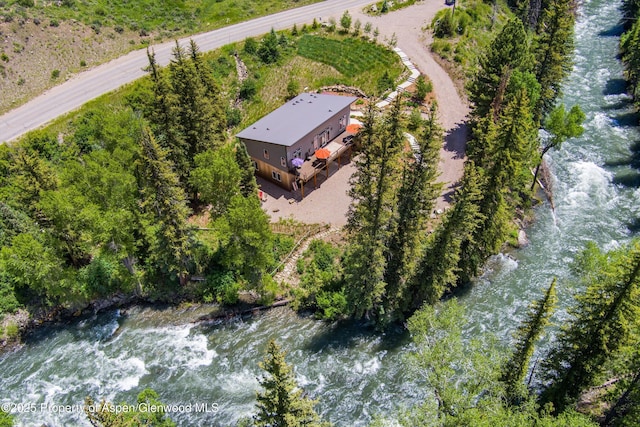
[0,19,146,114]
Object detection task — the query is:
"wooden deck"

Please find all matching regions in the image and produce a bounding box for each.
[293,131,355,198]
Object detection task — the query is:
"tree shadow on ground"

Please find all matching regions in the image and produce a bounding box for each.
[611,110,640,128]
[612,169,640,187]
[605,140,640,169]
[602,98,634,111]
[626,217,640,233]
[444,122,468,160]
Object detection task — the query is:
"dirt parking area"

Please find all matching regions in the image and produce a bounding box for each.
[259,158,355,227]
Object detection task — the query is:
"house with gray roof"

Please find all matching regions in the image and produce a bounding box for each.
[236,93,357,190]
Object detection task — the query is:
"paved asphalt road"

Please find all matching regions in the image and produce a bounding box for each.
[0,0,375,144]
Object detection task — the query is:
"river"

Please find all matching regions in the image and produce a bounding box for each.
[1,0,639,425]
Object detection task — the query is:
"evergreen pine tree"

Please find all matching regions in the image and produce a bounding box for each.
[532,0,576,118]
[145,49,189,183]
[620,17,640,106]
[469,18,531,119]
[254,340,330,427]
[258,28,280,64]
[540,240,640,413]
[187,39,227,137]
[409,161,484,309]
[168,40,223,198]
[235,141,258,198]
[459,89,537,282]
[137,126,192,286]
[501,279,557,402]
[383,104,442,319]
[343,99,402,319]
[603,365,640,427]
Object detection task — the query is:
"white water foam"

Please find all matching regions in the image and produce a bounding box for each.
[560,160,613,209]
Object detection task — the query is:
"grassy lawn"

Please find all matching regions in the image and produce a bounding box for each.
[296,34,404,93]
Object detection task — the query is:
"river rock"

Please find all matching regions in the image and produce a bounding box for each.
[517,229,529,248]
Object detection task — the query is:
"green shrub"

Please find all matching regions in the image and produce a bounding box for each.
[316,290,348,320]
[307,239,338,271]
[239,78,257,100]
[433,10,454,38]
[272,234,295,269]
[258,275,279,306]
[226,106,242,128]
[377,70,394,93]
[204,270,240,305]
[408,107,423,131]
[79,256,124,297]
[296,258,305,275]
[51,69,60,79]
[286,78,300,100]
[4,321,19,339]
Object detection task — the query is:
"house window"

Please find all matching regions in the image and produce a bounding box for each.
[320,129,330,147]
[339,114,347,129]
[263,149,269,160]
[251,160,258,171]
[293,148,302,158]
[272,171,282,182]
[280,156,286,167]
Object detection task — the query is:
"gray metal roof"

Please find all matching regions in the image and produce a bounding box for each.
[236,93,357,146]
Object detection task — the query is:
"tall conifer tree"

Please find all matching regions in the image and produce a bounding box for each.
[137,126,192,285]
[383,105,442,319]
[532,0,576,118]
[501,279,557,401]
[145,49,189,183]
[540,240,640,413]
[254,340,330,427]
[410,162,484,308]
[187,39,226,137]
[344,99,402,319]
[469,18,531,119]
[235,141,258,198]
[168,41,223,198]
